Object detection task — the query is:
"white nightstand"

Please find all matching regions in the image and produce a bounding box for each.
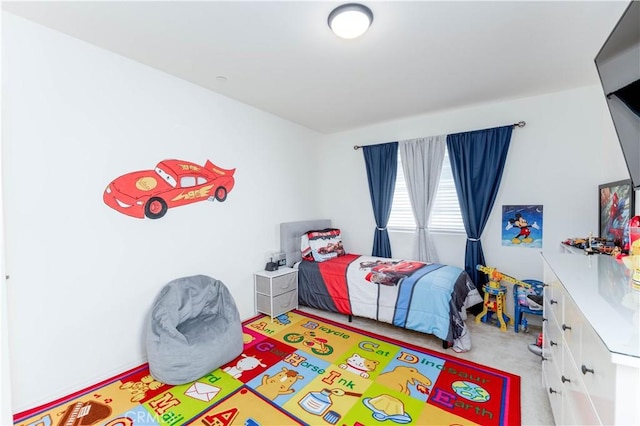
[254,267,298,320]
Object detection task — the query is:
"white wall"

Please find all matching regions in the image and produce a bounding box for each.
[0,94,12,426]
[2,13,323,412]
[1,8,12,426]
[316,85,628,315]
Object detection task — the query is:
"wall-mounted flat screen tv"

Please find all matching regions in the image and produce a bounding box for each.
[595,0,640,189]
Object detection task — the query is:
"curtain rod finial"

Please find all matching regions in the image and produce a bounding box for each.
[514,121,526,128]
[354,145,361,150]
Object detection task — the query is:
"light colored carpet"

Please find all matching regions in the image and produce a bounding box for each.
[299,306,554,426]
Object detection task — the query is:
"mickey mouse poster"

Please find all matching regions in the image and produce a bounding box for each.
[502,205,543,248]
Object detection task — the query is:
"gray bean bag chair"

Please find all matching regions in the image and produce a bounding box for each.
[146,275,243,385]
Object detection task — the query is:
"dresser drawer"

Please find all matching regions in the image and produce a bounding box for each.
[562,292,583,362]
[544,278,564,322]
[542,358,564,422]
[543,314,563,367]
[562,352,601,425]
[255,271,297,296]
[256,289,297,317]
[580,322,615,424]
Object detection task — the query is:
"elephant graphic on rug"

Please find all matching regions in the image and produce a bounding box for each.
[377,366,432,395]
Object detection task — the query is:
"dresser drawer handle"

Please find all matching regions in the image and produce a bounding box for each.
[562,324,572,331]
[550,299,558,305]
[549,387,558,394]
[581,365,595,375]
[561,375,571,383]
[550,340,557,346]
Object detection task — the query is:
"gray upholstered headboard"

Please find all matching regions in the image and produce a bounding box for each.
[280,219,332,266]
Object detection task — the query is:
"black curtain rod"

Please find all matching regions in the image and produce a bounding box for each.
[353,120,526,150]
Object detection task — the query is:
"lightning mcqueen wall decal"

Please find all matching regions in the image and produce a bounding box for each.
[103,159,236,219]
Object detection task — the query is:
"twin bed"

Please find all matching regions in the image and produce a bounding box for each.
[280,220,483,352]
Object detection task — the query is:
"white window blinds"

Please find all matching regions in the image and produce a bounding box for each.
[389,148,465,233]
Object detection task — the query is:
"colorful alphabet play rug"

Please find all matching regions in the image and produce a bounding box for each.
[14,309,520,426]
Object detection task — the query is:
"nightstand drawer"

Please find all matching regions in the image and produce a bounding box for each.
[256,271,297,296]
[256,289,298,317]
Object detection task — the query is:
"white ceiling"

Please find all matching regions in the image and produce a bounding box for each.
[2,0,632,134]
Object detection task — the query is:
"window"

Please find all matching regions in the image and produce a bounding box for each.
[155,167,177,187]
[180,176,197,187]
[388,148,465,233]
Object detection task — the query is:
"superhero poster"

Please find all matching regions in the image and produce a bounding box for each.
[501,205,543,248]
[599,179,634,248]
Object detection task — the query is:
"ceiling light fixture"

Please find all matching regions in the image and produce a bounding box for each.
[328,3,373,39]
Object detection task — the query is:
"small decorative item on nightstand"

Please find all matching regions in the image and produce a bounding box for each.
[254,267,298,321]
[265,261,279,271]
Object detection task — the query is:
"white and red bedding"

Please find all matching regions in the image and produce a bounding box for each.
[297,254,482,352]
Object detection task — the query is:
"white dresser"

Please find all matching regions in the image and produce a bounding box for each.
[541,252,640,425]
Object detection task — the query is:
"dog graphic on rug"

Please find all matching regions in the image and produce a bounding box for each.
[377,366,432,395]
[339,353,379,378]
[255,367,304,399]
[119,374,164,402]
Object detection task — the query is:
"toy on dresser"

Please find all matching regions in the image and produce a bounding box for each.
[620,215,640,318]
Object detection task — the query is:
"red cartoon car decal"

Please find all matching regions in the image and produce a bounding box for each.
[103,159,235,219]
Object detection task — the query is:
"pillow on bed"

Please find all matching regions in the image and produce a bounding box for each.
[301,228,345,262]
